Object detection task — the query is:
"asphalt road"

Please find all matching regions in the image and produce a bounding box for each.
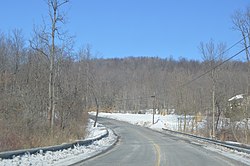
[75,117,247,166]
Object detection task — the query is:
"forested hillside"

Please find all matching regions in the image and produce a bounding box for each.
[89,57,247,111]
[0,29,249,149]
[1,0,250,151]
[79,56,250,143]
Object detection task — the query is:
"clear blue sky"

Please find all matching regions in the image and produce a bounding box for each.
[0,0,249,60]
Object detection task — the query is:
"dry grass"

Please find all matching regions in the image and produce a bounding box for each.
[0,111,88,152]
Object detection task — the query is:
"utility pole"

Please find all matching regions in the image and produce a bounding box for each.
[245,45,250,143]
[151,94,156,124]
[94,97,99,127]
[212,69,215,139]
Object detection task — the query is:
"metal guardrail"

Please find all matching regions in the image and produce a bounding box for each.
[0,129,109,159]
[162,128,250,154]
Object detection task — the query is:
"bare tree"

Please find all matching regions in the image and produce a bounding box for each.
[232,7,250,62]
[232,6,250,143]
[30,0,70,134]
[199,39,226,138]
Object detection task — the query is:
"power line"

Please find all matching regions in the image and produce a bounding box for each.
[145,46,249,100]
[204,36,247,61]
[99,95,151,103]
[98,46,249,104]
[95,38,249,104]
[180,46,250,88]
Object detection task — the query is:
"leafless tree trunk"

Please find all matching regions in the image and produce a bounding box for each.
[212,69,215,138]
[93,97,99,127]
[199,40,226,138]
[232,7,250,143]
[30,0,69,135]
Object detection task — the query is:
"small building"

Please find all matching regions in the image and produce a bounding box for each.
[226,93,250,122]
[228,94,244,109]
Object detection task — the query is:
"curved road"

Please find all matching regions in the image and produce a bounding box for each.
[75,117,247,166]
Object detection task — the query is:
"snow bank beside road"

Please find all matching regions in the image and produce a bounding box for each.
[0,119,117,166]
[91,112,204,132]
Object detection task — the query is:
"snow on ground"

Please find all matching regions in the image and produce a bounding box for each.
[204,144,250,165]
[85,119,107,139]
[0,119,117,166]
[91,112,205,132]
[91,112,179,131]
[93,112,250,165]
